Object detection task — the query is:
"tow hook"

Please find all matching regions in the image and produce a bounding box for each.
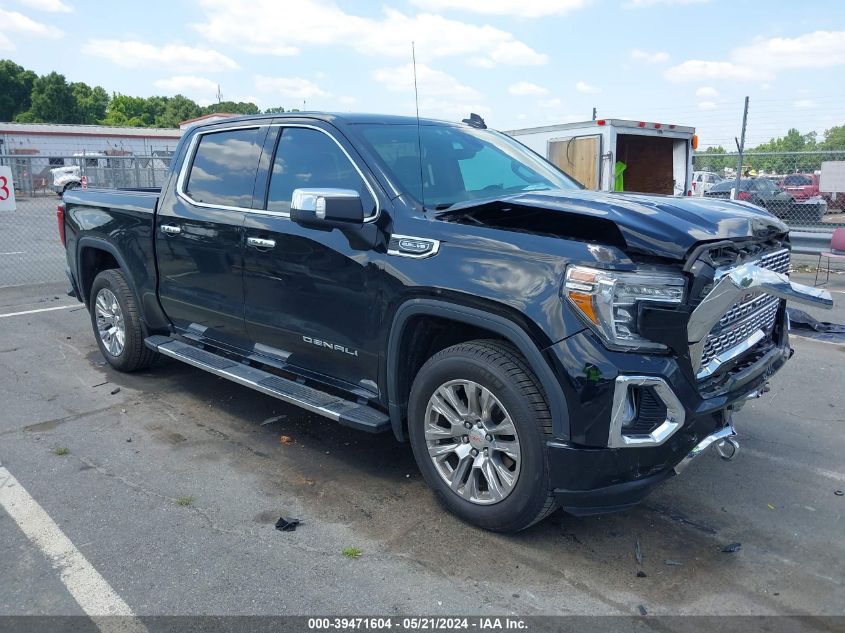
[716,436,739,461]
[747,381,771,400]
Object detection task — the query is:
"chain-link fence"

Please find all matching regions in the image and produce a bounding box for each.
[692,150,845,229]
[0,153,172,289]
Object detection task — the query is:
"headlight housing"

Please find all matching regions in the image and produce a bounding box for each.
[563,265,686,350]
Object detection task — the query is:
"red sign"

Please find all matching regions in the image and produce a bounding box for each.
[81,175,88,189]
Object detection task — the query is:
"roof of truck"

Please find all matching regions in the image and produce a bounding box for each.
[191,112,462,129]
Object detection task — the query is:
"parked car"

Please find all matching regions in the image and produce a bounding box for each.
[59,113,831,532]
[781,173,843,211]
[692,170,722,196]
[705,178,795,217]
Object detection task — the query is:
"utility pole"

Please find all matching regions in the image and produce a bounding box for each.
[733,96,749,199]
[592,107,597,121]
[216,84,222,105]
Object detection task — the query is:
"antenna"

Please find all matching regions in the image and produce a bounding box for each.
[412,41,426,211]
[216,84,222,105]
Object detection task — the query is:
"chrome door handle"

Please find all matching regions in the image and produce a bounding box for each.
[247,237,276,249]
[160,224,182,235]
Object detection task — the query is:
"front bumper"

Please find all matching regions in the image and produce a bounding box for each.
[544,319,792,516]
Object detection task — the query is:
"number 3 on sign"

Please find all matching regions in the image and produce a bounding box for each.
[0,166,16,211]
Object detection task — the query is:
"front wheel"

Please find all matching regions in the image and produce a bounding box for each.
[89,269,156,372]
[408,340,557,532]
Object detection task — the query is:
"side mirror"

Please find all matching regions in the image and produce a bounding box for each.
[290,188,364,227]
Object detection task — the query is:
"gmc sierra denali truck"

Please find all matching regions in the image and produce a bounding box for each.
[59,113,832,532]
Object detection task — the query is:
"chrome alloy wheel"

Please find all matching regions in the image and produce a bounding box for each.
[424,379,522,505]
[95,288,125,357]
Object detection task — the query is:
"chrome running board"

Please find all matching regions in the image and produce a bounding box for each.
[145,336,390,433]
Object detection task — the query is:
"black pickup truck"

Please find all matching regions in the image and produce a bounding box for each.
[59,113,832,532]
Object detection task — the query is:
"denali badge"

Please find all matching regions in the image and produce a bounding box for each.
[302,336,359,357]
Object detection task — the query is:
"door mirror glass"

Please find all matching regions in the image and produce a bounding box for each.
[290,188,364,226]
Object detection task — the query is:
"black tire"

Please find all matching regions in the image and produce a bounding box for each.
[408,339,556,532]
[89,269,156,372]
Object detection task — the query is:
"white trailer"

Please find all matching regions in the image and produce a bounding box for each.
[506,118,697,197]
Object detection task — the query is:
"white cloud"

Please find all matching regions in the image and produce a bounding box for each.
[415,98,491,121]
[193,0,547,67]
[0,32,13,51]
[794,99,816,109]
[696,86,719,98]
[630,49,669,64]
[14,0,72,12]
[372,64,480,100]
[539,97,562,108]
[666,30,845,84]
[698,101,717,110]
[575,81,600,94]
[82,39,239,71]
[339,95,357,105]
[409,0,590,18]
[0,8,63,41]
[664,60,765,82]
[254,75,331,101]
[154,76,219,96]
[508,81,548,96]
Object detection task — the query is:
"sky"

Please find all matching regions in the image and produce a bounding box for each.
[1,0,844,148]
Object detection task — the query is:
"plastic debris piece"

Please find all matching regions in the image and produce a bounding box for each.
[721,542,742,553]
[635,540,643,565]
[637,605,648,616]
[664,560,682,566]
[275,516,300,532]
[835,490,844,497]
[279,435,294,445]
[636,571,647,578]
[767,503,775,510]
[261,415,287,426]
[110,387,121,395]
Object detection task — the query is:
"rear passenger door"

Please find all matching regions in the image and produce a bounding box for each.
[156,125,267,349]
[241,123,383,394]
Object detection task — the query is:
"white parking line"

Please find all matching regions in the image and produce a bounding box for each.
[0,305,76,318]
[0,251,25,255]
[0,464,148,633]
[742,448,845,484]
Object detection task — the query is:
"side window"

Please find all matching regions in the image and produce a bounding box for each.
[185,127,263,208]
[266,127,375,215]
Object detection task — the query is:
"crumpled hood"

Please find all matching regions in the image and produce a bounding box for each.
[445,189,789,260]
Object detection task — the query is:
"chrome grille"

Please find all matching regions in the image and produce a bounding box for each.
[698,248,789,377]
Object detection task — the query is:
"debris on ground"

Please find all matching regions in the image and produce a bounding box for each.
[275,516,300,532]
[279,435,294,445]
[126,437,132,443]
[721,542,742,553]
[110,387,121,395]
[635,540,643,565]
[664,560,682,566]
[175,496,193,506]
[261,415,287,426]
[768,503,776,510]
[637,605,648,616]
[835,490,844,497]
[91,381,109,388]
[636,571,647,578]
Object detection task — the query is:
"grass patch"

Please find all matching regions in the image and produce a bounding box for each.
[176,496,194,506]
[51,447,69,456]
[342,547,363,559]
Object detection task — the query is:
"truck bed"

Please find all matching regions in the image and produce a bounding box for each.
[63,187,159,214]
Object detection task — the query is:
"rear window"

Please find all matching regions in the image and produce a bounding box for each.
[711,179,752,192]
[185,127,263,208]
[783,174,812,186]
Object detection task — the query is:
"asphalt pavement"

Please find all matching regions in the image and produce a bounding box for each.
[1,278,843,621]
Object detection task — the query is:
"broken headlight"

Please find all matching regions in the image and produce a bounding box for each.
[563,265,686,350]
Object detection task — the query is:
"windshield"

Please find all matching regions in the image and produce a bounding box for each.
[755,179,779,193]
[355,123,580,208]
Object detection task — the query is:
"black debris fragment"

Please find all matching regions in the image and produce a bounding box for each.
[636,571,647,578]
[721,542,742,553]
[110,387,121,395]
[635,540,643,565]
[637,605,648,616]
[835,490,844,497]
[275,516,300,532]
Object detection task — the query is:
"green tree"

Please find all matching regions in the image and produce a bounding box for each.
[156,94,201,128]
[21,71,76,123]
[71,82,109,124]
[263,106,287,114]
[821,125,845,151]
[0,60,36,121]
[101,93,154,127]
[203,100,260,115]
[695,146,732,174]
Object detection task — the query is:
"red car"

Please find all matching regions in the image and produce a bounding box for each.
[781,173,842,210]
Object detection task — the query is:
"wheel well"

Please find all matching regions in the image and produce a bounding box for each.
[79,247,120,304]
[394,315,506,419]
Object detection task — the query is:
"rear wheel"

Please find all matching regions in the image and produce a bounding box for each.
[89,269,156,372]
[408,340,556,532]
